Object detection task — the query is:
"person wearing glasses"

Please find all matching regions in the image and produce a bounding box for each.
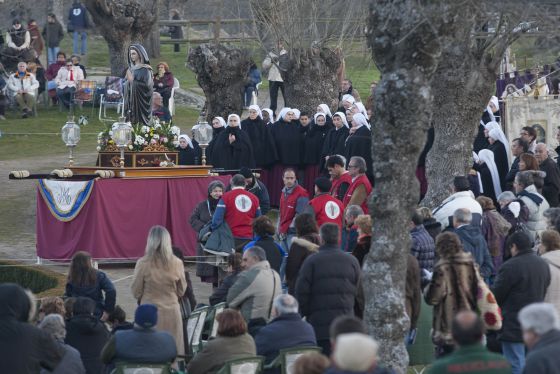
[520,126,538,154]
[343,156,372,214]
[55,58,84,109]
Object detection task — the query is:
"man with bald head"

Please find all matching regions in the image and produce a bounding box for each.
[427,311,510,373]
[534,143,560,207]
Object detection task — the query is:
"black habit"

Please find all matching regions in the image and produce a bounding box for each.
[270,119,303,165]
[208,126,255,169]
[345,125,373,180]
[322,126,350,162]
[302,122,332,166]
[177,140,202,165]
[241,117,278,167]
[488,140,509,190]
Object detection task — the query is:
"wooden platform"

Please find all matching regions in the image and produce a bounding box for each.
[69,165,214,179]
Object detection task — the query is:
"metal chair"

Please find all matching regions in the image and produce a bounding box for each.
[186,305,209,356]
[216,356,265,374]
[99,76,124,122]
[168,77,180,116]
[264,346,322,374]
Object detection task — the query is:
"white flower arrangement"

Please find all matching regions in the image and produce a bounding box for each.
[134,135,145,145]
[170,126,181,135]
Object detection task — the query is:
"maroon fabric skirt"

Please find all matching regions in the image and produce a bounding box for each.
[303,164,322,198]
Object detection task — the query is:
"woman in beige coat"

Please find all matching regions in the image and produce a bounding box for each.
[131,225,187,355]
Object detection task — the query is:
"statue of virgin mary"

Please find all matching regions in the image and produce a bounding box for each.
[123,43,153,126]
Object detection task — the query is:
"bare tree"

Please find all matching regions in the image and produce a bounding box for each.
[187,43,252,121]
[83,0,159,75]
[365,1,445,371]
[250,0,365,112]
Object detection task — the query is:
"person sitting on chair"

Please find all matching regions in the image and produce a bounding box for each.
[6,61,39,118]
[151,91,171,122]
[55,58,83,109]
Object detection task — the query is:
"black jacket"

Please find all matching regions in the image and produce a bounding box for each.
[491,250,551,342]
[453,225,494,279]
[65,314,110,374]
[0,284,63,374]
[255,313,316,370]
[295,244,361,340]
[540,157,560,207]
[523,329,560,374]
[247,178,271,215]
[65,270,116,319]
[209,272,240,306]
[345,126,373,181]
[505,157,520,191]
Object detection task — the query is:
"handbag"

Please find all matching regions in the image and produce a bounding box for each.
[472,264,502,331]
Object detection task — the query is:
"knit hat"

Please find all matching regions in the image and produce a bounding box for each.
[315,177,332,193]
[135,304,158,328]
[239,167,253,179]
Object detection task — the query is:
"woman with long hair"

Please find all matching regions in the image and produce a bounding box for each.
[285,214,320,295]
[131,225,187,357]
[65,251,116,320]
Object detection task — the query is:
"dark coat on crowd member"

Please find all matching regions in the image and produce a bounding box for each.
[270,118,303,165]
[423,218,442,241]
[352,234,371,267]
[473,123,490,154]
[303,122,332,166]
[410,224,435,271]
[491,249,550,343]
[295,244,361,341]
[345,126,373,181]
[246,178,271,215]
[208,126,255,169]
[523,329,560,374]
[244,235,284,273]
[190,198,218,280]
[177,140,201,165]
[505,156,520,191]
[453,224,494,279]
[255,313,317,370]
[285,235,320,296]
[0,284,63,374]
[65,270,116,319]
[540,157,560,207]
[241,117,278,167]
[65,314,110,374]
[322,126,350,163]
[209,271,241,306]
[488,140,509,189]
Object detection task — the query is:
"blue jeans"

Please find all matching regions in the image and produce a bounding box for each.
[73,31,87,55]
[244,86,255,107]
[47,47,59,66]
[501,341,525,374]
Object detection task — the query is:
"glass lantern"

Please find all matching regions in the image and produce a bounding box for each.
[111,117,132,168]
[61,116,80,166]
[192,119,213,166]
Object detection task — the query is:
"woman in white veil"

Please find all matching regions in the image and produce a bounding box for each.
[476,149,503,202]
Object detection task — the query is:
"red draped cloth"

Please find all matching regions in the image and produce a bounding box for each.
[36,176,230,260]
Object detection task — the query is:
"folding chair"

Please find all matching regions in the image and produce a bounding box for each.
[112,362,172,374]
[186,306,209,357]
[201,302,226,346]
[264,346,322,374]
[99,76,124,122]
[168,77,180,116]
[407,300,435,374]
[216,356,265,374]
[73,79,96,116]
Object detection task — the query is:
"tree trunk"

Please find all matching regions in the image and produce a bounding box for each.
[365,1,448,371]
[187,43,251,121]
[49,0,66,29]
[145,27,161,59]
[84,0,158,75]
[281,47,342,113]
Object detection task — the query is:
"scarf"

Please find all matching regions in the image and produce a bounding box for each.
[518,189,544,206]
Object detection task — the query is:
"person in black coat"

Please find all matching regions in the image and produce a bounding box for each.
[241,105,278,168]
[208,114,255,170]
[239,167,271,215]
[505,138,528,191]
[65,297,110,374]
[176,134,201,165]
[535,143,560,208]
[271,108,303,167]
[344,113,373,183]
[243,216,285,273]
[0,283,64,373]
[492,232,551,373]
[255,294,316,373]
[322,112,350,166]
[209,253,243,305]
[295,223,361,356]
[487,136,509,190]
[302,113,333,193]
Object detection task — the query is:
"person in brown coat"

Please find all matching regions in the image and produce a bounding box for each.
[476,196,511,275]
[351,214,372,266]
[131,226,187,357]
[424,232,478,357]
[285,214,320,295]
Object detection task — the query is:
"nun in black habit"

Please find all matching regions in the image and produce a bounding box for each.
[176,134,201,165]
[474,96,500,153]
[241,104,278,168]
[487,127,511,189]
[321,111,350,167]
[207,114,255,170]
[211,116,226,137]
[302,112,333,193]
[345,112,374,183]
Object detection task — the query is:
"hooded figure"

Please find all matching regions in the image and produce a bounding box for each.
[487,126,510,189]
[322,112,350,164]
[241,104,278,167]
[317,103,334,126]
[345,113,373,182]
[124,43,153,126]
[211,116,227,137]
[177,134,201,165]
[302,113,333,192]
[208,113,255,169]
[0,283,64,373]
[262,108,274,125]
[271,108,304,166]
[476,149,502,202]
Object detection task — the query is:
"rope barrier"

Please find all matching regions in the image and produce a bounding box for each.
[0,256,224,267]
[0,132,102,136]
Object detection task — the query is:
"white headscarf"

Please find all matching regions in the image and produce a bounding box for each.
[478,149,502,197]
[292,108,301,120]
[342,94,355,106]
[314,112,326,124]
[178,134,194,149]
[484,121,500,132]
[318,104,333,118]
[489,127,512,164]
[353,102,369,120]
[489,96,499,111]
[277,108,292,122]
[213,116,226,128]
[351,113,371,130]
[262,108,274,123]
[248,105,262,119]
[227,114,241,128]
[333,112,349,128]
